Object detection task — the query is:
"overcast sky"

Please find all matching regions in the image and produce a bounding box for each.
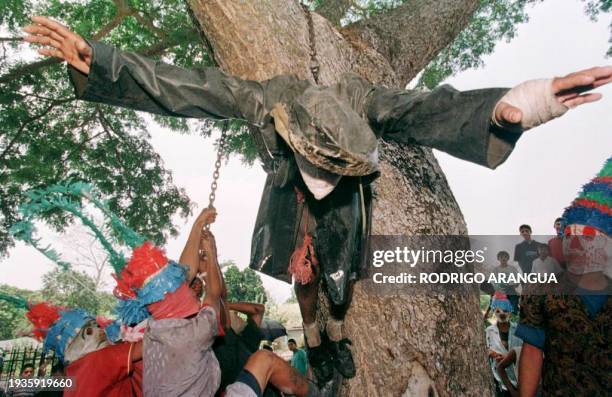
[1,1,610,303]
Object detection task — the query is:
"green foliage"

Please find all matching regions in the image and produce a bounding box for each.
[41,268,116,316]
[0,284,41,340]
[582,0,612,56]
[419,0,533,89]
[0,269,115,341]
[480,293,491,312]
[222,261,267,304]
[0,0,207,257]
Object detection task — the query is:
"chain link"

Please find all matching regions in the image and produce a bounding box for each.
[205,120,229,231]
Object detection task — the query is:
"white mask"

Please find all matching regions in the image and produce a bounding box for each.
[563,224,612,275]
[63,321,110,364]
[494,308,510,324]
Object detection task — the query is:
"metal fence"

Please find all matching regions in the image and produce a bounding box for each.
[0,346,58,381]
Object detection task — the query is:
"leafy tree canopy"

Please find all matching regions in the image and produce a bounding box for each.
[41,268,116,316]
[222,261,267,304]
[0,269,114,341]
[0,284,41,340]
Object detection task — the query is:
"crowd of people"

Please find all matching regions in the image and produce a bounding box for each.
[1,206,321,397]
[483,160,611,397]
[3,12,610,397]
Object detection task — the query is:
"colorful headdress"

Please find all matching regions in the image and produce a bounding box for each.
[0,294,121,361]
[490,291,513,312]
[562,157,612,236]
[26,302,94,363]
[10,182,190,326]
[113,248,189,325]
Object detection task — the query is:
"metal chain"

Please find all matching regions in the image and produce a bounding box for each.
[205,120,229,231]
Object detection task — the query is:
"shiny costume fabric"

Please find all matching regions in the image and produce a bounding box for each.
[68,41,523,305]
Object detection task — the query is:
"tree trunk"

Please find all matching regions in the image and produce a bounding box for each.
[186,1,493,395]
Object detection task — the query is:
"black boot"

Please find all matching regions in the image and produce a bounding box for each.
[307,342,334,386]
[328,338,356,379]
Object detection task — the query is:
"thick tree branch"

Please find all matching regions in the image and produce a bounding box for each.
[0,58,62,84]
[314,0,353,26]
[342,0,480,85]
[131,11,167,40]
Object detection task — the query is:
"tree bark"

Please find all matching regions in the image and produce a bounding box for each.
[185,1,493,395]
[342,0,481,86]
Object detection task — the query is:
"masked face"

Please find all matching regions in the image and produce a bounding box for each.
[494,307,510,323]
[563,224,612,275]
[63,320,110,364]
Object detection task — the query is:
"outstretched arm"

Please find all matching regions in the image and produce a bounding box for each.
[226,302,265,327]
[199,229,224,313]
[367,66,612,169]
[367,84,514,169]
[23,16,265,122]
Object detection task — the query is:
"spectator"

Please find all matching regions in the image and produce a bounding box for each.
[8,364,35,397]
[531,245,562,276]
[513,225,544,274]
[491,251,520,311]
[485,294,522,397]
[547,217,565,267]
[288,339,308,376]
[35,362,64,397]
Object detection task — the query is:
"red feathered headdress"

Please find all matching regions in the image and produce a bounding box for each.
[26,302,62,341]
[113,241,168,299]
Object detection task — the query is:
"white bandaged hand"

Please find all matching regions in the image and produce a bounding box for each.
[494,78,569,130]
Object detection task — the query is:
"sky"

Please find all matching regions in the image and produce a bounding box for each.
[1,1,611,303]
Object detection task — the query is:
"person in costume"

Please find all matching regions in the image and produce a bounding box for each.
[115,206,324,397]
[485,292,522,396]
[23,301,143,397]
[517,157,611,397]
[7,183,148,397]
[10,181,323,397]
[22,16,612,384]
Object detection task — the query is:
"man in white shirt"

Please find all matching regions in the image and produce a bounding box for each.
[531,245,563,276]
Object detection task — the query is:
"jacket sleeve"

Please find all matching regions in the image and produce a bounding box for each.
[365,84,523,169]
[68,41,266,123]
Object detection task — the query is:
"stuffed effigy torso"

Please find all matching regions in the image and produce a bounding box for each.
[68,41,524,304]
